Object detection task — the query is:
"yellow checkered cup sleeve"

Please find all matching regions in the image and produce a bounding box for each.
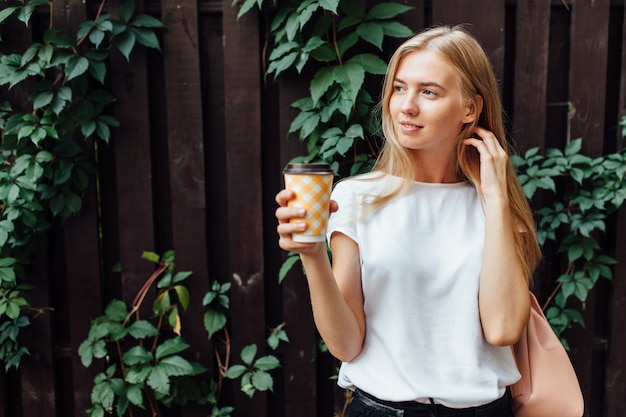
[283,163,334,243]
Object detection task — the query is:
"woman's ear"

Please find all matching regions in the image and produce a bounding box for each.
[462,95,483,124]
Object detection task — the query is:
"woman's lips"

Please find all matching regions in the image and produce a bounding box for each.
[399,121,422,132]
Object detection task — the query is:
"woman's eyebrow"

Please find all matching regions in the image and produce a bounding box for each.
[394,77,447,91]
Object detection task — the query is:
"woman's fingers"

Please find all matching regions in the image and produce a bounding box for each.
[463,127,509,199]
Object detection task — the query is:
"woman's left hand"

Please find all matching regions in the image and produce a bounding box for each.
[462,126,509,203]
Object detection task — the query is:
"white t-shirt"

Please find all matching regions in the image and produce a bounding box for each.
[326,172,520,408]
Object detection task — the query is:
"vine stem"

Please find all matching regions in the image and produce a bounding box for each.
[213,327,231,402]
[330,13,343,66]
[541,263,574,311]
[123,262,169,326]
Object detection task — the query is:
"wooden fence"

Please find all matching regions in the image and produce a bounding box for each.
[0,0,625,416]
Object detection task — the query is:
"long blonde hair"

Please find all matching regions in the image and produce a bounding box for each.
[372,25,542,281]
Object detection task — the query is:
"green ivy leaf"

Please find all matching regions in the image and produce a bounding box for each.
[65,56,89,81]
[278,252,299,283]
[366,2,413,19]
[348,53,387,75]
[33,91,54,109]
[125,384,144,407]
[378,20,414,38]
[357,22,384,50]
[251,370,274,392]
[104,300,128,322]
[127,320,159,339]
[147,366,170,394]
[174,285,190,310]
[254,355,280,371]
[132,27,162,52]
[224,364,247,379]
[240,344,257,365]
[157,355,193,376]
[130,14,165,28]
[155,337,189,360]
[203,309,227,338]
[118,0,136,24]
[114,30,136,61]
[123,346,153,366]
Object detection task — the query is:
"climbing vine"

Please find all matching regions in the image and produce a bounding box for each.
[512,135,626,348]
[0,0,163,369]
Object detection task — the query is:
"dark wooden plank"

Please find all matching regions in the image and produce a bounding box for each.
[19,249,56,417]
[0,369,4,417]
[566,3,611,416]
[544,4,570,151]
[607,209,626,417]
[276,73,317,417]
[221,1,266,416]
[159,0,211,416]
[61,166,103,417]
[106,0,157,309]
[512,0,551,151]
[568,0,610,156]
[432,0,506,94]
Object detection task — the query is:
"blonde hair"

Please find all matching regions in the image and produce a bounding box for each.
[372,25,541,282]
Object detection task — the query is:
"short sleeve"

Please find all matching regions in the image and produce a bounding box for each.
[327,180,359,243]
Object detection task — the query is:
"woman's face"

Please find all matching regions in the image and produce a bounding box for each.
[388,49,475,158]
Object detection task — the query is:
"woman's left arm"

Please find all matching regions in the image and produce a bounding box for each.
[463,127,530,346]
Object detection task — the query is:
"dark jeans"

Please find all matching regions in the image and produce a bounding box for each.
[348,389,514,417]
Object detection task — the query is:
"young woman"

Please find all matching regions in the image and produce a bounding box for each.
[275,25,542,417]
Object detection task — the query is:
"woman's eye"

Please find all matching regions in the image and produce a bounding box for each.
[393,84,406,93]
[423,89,436,96]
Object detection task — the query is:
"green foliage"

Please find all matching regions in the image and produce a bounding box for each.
[264,0,412,172]
[202,280,231,339]
[224,344,281,397]
[512,136,626,348]
[79,252,211,416]
[0,0,163,370]
[80,251,289,415]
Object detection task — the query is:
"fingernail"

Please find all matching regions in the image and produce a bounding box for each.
[297,208,306,216]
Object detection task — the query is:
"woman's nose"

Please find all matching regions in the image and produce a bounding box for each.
[401,94,418,116]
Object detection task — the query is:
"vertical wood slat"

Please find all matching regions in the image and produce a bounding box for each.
[568,0,611,156]
[19,250,55,417]
[158,1,211,416]
[277,73,317,417]
[62,173,103,417]
[606,209,626,417]
[566,2,611,416]
[221,2,266,416]
[106,0,157,308]
[512,0,551,151]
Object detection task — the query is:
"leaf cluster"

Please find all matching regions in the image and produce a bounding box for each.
[0,0,163,370]
[265,0,412,173]
[512,137,626,347]
[80,251,290,416]
[79,252,209,416]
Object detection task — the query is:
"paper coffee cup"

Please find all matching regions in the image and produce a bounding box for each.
[283,163,334,243]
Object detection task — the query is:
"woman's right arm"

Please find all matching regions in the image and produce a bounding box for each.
[275,189,365,362]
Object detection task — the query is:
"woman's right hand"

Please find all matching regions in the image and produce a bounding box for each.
[275,189,337,256]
